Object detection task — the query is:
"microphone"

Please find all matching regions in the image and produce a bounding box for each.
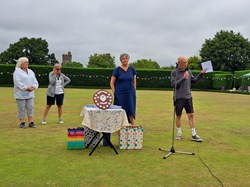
[57,73,60,80]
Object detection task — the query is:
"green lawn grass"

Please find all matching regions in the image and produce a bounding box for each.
[0,87,250,187]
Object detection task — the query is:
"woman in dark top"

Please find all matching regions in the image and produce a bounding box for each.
[110,53,137,126]
[101,53,137,146]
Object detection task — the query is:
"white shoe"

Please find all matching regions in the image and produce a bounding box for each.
[175,133,182,140]
[59,119,64,124]
[191,134,203,142]
[42,120,47,125]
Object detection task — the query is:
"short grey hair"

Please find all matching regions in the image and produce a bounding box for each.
[53,63,61,70]
[120,53,130,61]
[16,57,29,68]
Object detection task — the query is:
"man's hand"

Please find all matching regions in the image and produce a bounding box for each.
[201,69,207,74]
[183,71,189,79]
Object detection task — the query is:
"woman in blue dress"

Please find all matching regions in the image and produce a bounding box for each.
[110,53,137,126]
[101,53,136,146]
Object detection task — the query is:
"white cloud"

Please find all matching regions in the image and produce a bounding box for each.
[0,0,250,67]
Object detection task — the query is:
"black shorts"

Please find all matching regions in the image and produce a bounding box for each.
[175,98,194,116]
[47,94,64,106]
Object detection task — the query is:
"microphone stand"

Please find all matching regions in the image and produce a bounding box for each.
[159,68,195,159]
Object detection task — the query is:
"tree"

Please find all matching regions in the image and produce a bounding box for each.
[47,53,59,65]
[63,61,83,68]
[0,37,58,65]
[130,59,160,69]
[200,30,250,71]
[188,55,202,70]
[87,53,115,68]
[161,65,176,70]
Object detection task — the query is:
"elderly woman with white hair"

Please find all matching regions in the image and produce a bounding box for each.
[13,57,39,128]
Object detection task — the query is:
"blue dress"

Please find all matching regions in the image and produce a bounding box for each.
[112,66,136,122]
[103,66,136,146]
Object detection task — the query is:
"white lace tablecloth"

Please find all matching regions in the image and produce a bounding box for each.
[80,106,129,133]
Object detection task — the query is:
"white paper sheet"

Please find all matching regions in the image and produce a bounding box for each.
[201,61,213,73]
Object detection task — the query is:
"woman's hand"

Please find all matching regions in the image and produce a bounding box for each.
[26,86,35,92]
[53,69,59,76]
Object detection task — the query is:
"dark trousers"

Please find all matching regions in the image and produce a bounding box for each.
[103,133,111,146]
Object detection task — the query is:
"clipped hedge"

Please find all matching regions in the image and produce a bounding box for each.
[212,74,233,90]
[241,73,250,88]
[0,64,236,90]
[234,70,250,89]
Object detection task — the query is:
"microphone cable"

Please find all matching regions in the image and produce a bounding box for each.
[196,142,224,187]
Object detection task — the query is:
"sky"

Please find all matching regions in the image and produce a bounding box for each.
[1,0,250,67]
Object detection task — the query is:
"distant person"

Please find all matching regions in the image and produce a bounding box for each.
[42,64,71,125]
[13,57,39,128]
[171,56,206,142]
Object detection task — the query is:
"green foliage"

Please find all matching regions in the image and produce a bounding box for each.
[87,53,115,68]
[47,53,59,65]
[161,65,176,70]
[63,61,83,68]
[241,73,250,88]
[188,55,201,70]
[0,64,15,85]
[191,71,213,89]
[130,59,160,69]
[212,74,233,90]
[0,37,58,65]
[234,70,250,88]
[0,64,237,90]
[136,69,171,88]
[200,30,250,71]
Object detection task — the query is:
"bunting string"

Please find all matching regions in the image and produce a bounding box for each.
[1,72,249,81]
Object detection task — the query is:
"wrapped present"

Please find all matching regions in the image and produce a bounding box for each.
[67,128,85,150]
[127,127,136,149]
[84,126,101,147]
[134,126,143,149]
[119,126,144,149]
[67,141,85,150]
[119,127,128,149]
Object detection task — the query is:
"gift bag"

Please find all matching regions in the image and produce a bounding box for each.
[119,127,128,149]
[83,126,101,147]
[119,126,144,149]
[127,127,136,149]
[134,126,143,149]
[67,127,85,150]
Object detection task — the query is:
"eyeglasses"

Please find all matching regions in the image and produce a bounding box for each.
[56,69,61,70]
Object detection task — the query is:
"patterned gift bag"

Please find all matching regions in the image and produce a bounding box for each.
[119,126,144,149]
[119,127,128,149]
[127,127,136,149]
[134,126,144,149]
[83,126,101,147]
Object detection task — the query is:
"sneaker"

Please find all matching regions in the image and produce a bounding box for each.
[175,133,182,140]
[42,120,47,125]
[20,123,26,128]
[59,119,64,124]
[29,122,36,128]
[191,134,203,142]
